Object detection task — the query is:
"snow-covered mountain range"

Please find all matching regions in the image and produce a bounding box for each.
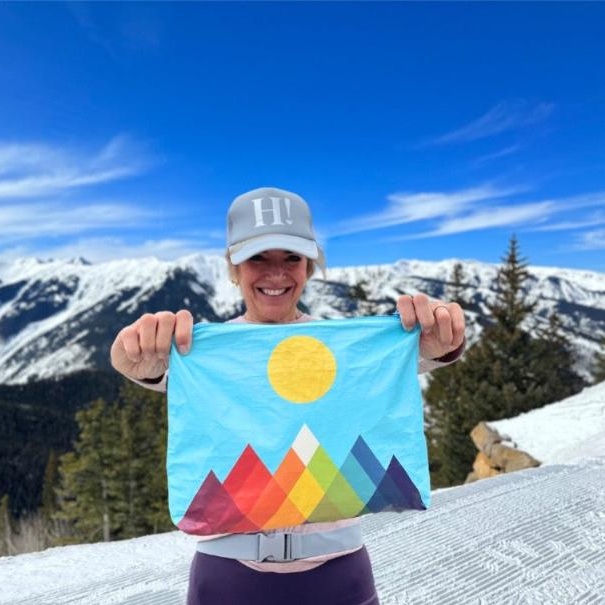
[1,254,604,384]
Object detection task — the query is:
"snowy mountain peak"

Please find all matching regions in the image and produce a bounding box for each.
[0,254,604,384]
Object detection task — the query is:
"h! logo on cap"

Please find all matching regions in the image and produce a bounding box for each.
[227,187,322,267]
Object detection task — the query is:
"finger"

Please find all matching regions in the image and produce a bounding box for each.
[137,313,159,359]
[433,305,453,346]
[174,309,194,354]
[396,295,417,331]
[412,293,435,334]
[448,303,466,348]
[118,324,143,363]
[155,312,177,360]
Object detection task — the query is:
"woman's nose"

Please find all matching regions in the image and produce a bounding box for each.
[265,262,286,277]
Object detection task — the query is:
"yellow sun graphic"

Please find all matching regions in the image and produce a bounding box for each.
[267,335,337,404]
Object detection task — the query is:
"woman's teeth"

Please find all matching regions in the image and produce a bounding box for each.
[260,288,287,296]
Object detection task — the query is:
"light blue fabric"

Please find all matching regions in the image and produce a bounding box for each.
[167,315,430,529]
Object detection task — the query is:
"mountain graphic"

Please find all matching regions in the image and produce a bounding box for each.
[177,424,425,535]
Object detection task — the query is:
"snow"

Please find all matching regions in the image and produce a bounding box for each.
[1,254,605,601]
[2,253,605,384]
[2,383,605,603]
[489,381,605,465]
[0,532,196,604]
[1,459,604,604]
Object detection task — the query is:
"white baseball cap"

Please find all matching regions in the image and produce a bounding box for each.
[227,186,325,268]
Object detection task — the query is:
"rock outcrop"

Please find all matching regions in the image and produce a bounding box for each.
[466,422,540,482]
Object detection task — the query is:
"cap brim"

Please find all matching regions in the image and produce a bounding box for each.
[229,234,319,265]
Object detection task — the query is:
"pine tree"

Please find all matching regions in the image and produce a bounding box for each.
[426,236,586,487]
[530,314,585,399]
[348,279,377,316]
[488,235,535,332]
[447,262,468,307]
[55,398,122,543]
[349,280,368,302]
[134,386,172,534]
[113,381,171,537]
[425,360,476,486]
[40,449,59,521]
[593,338,605,383]
[55,380,172,544]
[0,494,16,556]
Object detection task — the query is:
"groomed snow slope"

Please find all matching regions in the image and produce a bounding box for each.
[488,381,605,465]
[1,458,604,604]
[2,385,604,603]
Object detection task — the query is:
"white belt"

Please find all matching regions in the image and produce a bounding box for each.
[195,524,364,562]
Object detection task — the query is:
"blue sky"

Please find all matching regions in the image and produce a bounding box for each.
[1,2,604,271]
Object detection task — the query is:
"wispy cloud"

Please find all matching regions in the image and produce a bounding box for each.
[532,212,605,232]
[524,192,605,233]
[67,3,162,57]
[427,100,554,146]
[409,202,554,239]
[549,191,605,213]
[333,184,525,236]
[0,201,154,241]
[0,135,152,198]
[331,185,605,244]
[0,236,223,264]
[0,135,186,262]
[473,145,521,166]
[572,229,605,251]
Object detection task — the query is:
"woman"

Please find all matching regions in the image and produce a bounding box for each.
[110,186,465,604]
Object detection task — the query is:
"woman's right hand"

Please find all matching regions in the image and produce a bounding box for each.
[110,310,194,381]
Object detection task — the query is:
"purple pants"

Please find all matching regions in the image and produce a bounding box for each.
[186,546,380,605]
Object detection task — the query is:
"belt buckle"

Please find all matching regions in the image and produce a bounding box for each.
[257,532,293,562]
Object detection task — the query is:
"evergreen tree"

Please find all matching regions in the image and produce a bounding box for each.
[0,369,123,520]
[426,236,586,487]
[112,381,171,537]
[41,449,59,520]
[131,386,171,534]
[55,398,122,543]
[425,359,475,486]
[530,314,585,399]
[447,262,468,307]
[349,280,368,302]
[0,494,16,556]
[593,338,605,384]
[55,380,171,544]
[348,279,378,316]
[487,235,535,332]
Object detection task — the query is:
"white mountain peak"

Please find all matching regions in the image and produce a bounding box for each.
[0,253,604,385]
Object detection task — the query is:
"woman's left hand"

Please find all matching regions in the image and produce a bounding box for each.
[396,294,465,360]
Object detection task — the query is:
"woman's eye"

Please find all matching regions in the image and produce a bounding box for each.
[249,255,264,262]
[287,255,302,262]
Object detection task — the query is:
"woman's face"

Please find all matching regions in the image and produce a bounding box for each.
[234,249,309,323]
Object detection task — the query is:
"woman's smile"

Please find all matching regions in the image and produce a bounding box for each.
[257,287,292,296]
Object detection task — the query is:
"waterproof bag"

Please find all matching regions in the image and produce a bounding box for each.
[167,315,430,536]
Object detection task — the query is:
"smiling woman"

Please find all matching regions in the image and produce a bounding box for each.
[109,185,466,605]
[225,187,323,324]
